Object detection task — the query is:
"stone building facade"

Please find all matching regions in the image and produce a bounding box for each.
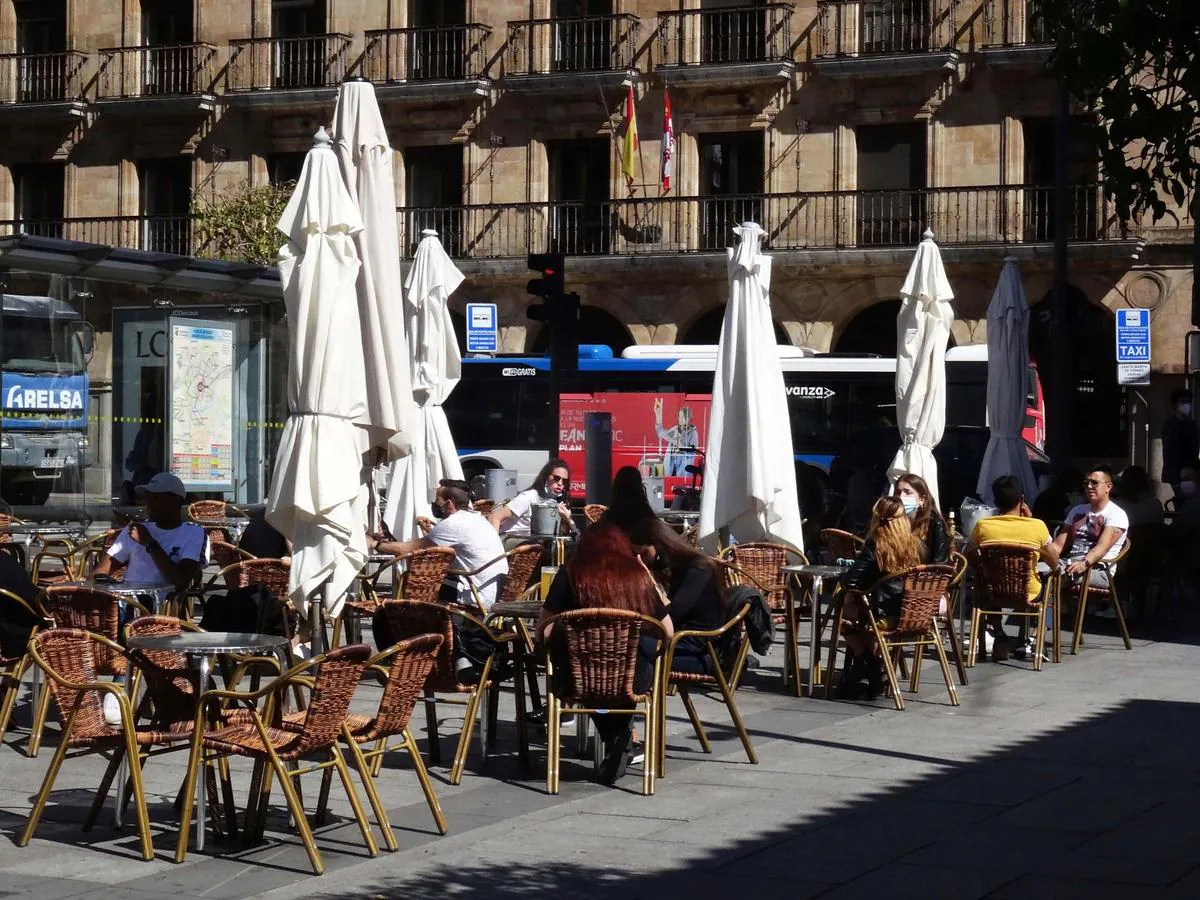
[0,0,1193,477]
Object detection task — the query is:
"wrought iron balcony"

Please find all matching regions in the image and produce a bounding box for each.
[227,34,352,92]
[657,3,794,67]
[397,184,1116,259]
[96,44,218,100]
[504,14,639,77]
[0,215,195,256]
[362,24,491,84]
[817,0,959,57]
[982,0,1049,47]
[0,51,88,104]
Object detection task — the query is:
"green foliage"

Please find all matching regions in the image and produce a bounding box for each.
[1038,0,1200,223]
[191,182,294,265]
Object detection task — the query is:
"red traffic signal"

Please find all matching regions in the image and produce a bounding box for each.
[527,252,564,298]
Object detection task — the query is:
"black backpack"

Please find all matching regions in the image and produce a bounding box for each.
[728,584,775,655]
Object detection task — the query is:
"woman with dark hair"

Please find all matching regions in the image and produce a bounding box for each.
[628,517,728,675]
[892,472,951,564]
[601,466,657,532]
[487,458,575,540]
[536,520,673,783]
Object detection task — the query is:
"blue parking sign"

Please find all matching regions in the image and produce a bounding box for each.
[466,303,498,354]
[1115,307,1150,385]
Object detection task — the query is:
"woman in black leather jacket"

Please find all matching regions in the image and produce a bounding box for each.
[893,473,951,564]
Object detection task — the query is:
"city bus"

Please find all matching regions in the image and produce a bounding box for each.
[443,344,1047,517]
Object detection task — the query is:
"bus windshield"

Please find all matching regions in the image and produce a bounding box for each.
[2,314,89,375]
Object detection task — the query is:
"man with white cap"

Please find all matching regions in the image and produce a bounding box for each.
[93,472,207,591]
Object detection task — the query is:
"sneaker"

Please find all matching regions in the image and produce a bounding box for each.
[991,635,1013,662]
[102,693,122,726]
[1013,638,1049,662]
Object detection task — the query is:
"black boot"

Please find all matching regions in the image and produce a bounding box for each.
[862,655,886,701]
[835,651,863,700]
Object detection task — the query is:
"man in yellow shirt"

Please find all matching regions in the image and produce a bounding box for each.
[969,475,1061,661]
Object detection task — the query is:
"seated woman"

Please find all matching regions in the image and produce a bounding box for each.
[892,472,951,564]
[628,516,728,675]
[836,496,926,700]
[601,466,658,534]
[536,521,673,784]
[487,458,576,545]
[0,548,41,662]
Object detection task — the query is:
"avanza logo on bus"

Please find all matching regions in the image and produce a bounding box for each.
[5,386,85,410]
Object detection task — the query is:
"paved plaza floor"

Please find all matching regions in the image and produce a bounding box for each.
[1,612,1198,900]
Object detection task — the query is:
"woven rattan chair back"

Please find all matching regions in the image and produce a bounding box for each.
[31,628,113,742]
[124,615,201,724]
[360,634,444,742]
[231,558,290,599]
[496,543,542,605]
[41,586,126,675]
[821,528,863,562]
[721,542,801,612]
[583,504,607,525]
[553,608,664,706]
[976,543,1039,609]
[892,565,957,637]
[397,546,456,604]
[188,500,226,522]
[210,539,250,571]
[286,644,372,758]
[375,600,457,691]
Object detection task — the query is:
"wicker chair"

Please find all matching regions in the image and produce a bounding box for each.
[73,529,124,582]
[187,500,227,522]
[18,629,197,862]
[210,539,253,575]
[452,542,542,614]
[583,504,607,525]
[721,541,808,692]
[373,599,515,785]
[968,543,1049,671]
[0,589,51,745]
[863,565,959,711]
[30,549,74,586]
[941,550,970,685]
[820,528,864,563]
[544,608,667,795]
[365,546,457,610]
[175,645,378,873]
[1061,538,1134,656]
[28,586,150,757]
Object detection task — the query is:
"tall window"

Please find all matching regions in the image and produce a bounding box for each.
[410,0,467,80]
[856,122,927,246]
[548,138,610,254]
[698,131,764,249]
[14,0,68,101]
[141,0,197,95]
[267,152,307,188]
[13,163,65,238]
[405,145,464,255]
[271,0,326,89]
[701,0,767,64]
[552,0,613,72]
[860,0,930,54]
[1022,116,1099,241]
[139,157,193,254]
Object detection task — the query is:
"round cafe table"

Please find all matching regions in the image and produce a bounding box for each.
[116,631,290,851]
[65,578,176,614]
[782,564,848,698]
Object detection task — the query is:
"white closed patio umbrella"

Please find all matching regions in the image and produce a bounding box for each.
[887,228,955,509]
[383,229,467,540]
[331,77,415,462]
[266,127,369,618]
[977,257,1038,504]
[698,222,804,553]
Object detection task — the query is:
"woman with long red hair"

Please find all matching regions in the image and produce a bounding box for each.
[536,520,673,783]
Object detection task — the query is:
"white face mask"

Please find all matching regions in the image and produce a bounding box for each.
[1179,403,1193,416]
[1181,480,1197,497]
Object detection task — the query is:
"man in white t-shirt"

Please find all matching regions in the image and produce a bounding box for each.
[1051,465,1129,590]
[93,472,208,591]
[372,478,508,609]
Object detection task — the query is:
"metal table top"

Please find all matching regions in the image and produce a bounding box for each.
[127,631,288,655]
[3,523,88,536]
[65,578,176,601]
[782,564,850,579]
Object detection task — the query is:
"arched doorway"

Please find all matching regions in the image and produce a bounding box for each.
[529,304,634,354]
[834,300,958,355]
[678,305,790,344]
[1029,286,1122,458]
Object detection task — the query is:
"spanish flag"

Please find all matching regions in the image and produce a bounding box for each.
[621,84,639,188]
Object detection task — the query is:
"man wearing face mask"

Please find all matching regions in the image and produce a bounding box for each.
[370,478,508,609]
[1162,389,1199,497]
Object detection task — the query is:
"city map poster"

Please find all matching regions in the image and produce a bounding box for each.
[168,318,235,490]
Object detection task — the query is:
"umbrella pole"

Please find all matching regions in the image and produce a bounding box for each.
[309,589,326,656]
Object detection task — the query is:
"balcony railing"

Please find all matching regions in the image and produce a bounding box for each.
[361,25,491,83]
[228,34,352,92]
[97,44,218,100]
[982,0,1049,46]
[658,4,794,66]
[0,215,195,256]
[0,51,88,104]
[505,14,640,76]
[397,184,1115,258]
[818,0,958,56]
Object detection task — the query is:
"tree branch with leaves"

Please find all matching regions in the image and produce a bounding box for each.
[191,182,294,266]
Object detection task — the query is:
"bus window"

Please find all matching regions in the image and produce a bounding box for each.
[444,379,552,451]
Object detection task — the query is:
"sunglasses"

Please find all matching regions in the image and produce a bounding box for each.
[1083,479,1107,488]
[547,474,567,484]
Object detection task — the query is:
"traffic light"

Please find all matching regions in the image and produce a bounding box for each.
[527,252,564,298]
[526,253,578,372]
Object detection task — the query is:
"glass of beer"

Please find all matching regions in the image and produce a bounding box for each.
[540,566,558,601]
